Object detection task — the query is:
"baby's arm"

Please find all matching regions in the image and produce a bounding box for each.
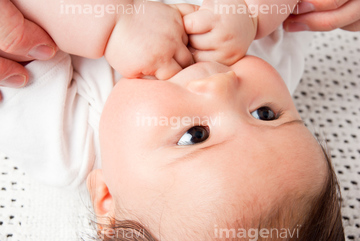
[11,0,121,59]
[246,0,299,39]
[11,0,193,79]
[184,0,299,64]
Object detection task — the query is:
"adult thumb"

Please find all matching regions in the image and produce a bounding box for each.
[0,0,57,61]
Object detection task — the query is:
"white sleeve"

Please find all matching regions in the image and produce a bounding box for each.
[247,27,314,95]
[0,51,114,188]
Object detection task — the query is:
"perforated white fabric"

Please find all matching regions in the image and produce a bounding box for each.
[0,29,359,240]
[0,152,95,241]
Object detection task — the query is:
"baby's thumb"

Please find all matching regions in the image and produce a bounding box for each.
[0,1,57,60]
[171,3,200,17]
[183,10,214,34]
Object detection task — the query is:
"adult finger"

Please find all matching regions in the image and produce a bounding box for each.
[0,0,56,60]
[173,44,194,69]
[183,10,215,34]
[0,57,28,88]
[293,0,349,14]
[0,49,33,62]
[341,19,360,31]
[284,0,360,31]
[155,58,182,80]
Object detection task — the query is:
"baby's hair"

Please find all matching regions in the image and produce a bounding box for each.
[294,145,344,241]
[88,145,344,241]
[92,218,157,241]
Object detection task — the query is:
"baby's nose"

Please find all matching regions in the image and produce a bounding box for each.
[186,71,239,98]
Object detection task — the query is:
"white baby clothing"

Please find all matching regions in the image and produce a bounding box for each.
[0,52,115,188]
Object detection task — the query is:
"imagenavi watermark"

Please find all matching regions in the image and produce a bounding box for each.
[136,112,224,129]
[59,0,146,17]
[214,0,301,18]
[214,225,301,240]
[99,228,146,239]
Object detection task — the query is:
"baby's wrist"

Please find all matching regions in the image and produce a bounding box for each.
[113,0,141,22]
[243,0,259,40]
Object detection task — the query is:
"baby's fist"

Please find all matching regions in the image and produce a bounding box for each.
[105,1,193,80]
[184,0,257,65]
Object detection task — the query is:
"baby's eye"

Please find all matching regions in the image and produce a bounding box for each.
[177,126,210,146]
[251,107,277,121]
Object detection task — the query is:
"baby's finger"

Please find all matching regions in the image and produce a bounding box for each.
[192,50,239,66]
[155,59,182,80]
[174,45,194,68]
[171,4,200,17]
[183,10,215,34]
[294,0,349,14]
[284,0,360,31]
[0,57,28,88]
[188,32,217,50]
[182,31,189,46]
[192,50,216,63]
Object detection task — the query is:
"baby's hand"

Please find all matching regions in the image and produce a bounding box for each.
[105,1,193,80]
[183,0,257,65]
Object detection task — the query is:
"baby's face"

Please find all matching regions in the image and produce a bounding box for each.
[99,56,327,233]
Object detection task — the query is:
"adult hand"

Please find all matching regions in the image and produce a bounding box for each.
[0,0,57,94]
[284,0,360,32]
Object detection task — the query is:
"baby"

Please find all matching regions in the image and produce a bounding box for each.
[96,57,344,241]
[0,0,344,240]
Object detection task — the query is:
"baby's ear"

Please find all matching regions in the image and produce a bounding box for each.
[86,169,114,217]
